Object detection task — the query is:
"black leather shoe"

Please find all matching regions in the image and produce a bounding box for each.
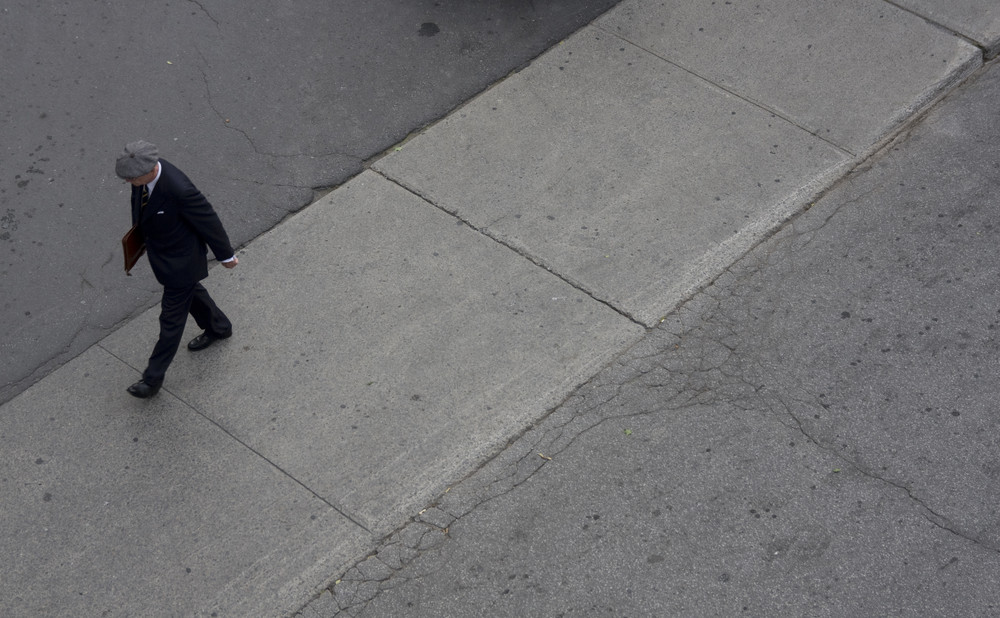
[187,331,231,351]
[127,380,161,399]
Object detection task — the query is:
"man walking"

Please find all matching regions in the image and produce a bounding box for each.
[115,140,238,398]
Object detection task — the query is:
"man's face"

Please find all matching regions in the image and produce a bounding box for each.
[125,163,158,186]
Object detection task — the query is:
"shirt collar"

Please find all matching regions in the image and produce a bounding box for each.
[146,162,162,195]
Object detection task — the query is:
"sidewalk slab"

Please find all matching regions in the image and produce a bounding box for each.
[325,58,1000,618]
[895,0,1000,58]
[375,31,850,327]
[100,170,644,537]
[0,346,369,617]
[596,0,981,155]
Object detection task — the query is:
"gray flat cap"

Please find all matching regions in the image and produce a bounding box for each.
[115,140,159,179]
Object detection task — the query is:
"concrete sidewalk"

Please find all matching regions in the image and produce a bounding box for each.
[332,56,1000,617]
[2,1,998,616]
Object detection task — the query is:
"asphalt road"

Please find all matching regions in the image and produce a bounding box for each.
[0,0,619,404]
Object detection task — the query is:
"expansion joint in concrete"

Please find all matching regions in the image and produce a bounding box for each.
[171,412,374,535]
[590,24,856,158]
[373,170,649,330]
[882,0,993,58]
[101,340,374,537]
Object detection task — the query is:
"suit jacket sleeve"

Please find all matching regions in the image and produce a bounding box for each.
[175,171,234,262]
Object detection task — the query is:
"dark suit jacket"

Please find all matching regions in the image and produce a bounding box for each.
[131,159,234,288]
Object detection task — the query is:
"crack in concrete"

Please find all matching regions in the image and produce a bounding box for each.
[186,0,220,29]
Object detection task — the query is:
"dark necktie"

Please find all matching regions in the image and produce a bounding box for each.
[141,185,149,210]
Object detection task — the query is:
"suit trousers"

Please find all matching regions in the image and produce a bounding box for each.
[142,282,232,386]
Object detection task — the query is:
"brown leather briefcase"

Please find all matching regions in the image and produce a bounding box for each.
[122,224,146,275]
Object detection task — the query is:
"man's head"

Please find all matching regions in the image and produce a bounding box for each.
[116,140,159,185]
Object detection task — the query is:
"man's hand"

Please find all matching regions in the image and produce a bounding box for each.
[222,256,239,269]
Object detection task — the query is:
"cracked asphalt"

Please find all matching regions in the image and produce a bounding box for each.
[297,59,1000,617]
